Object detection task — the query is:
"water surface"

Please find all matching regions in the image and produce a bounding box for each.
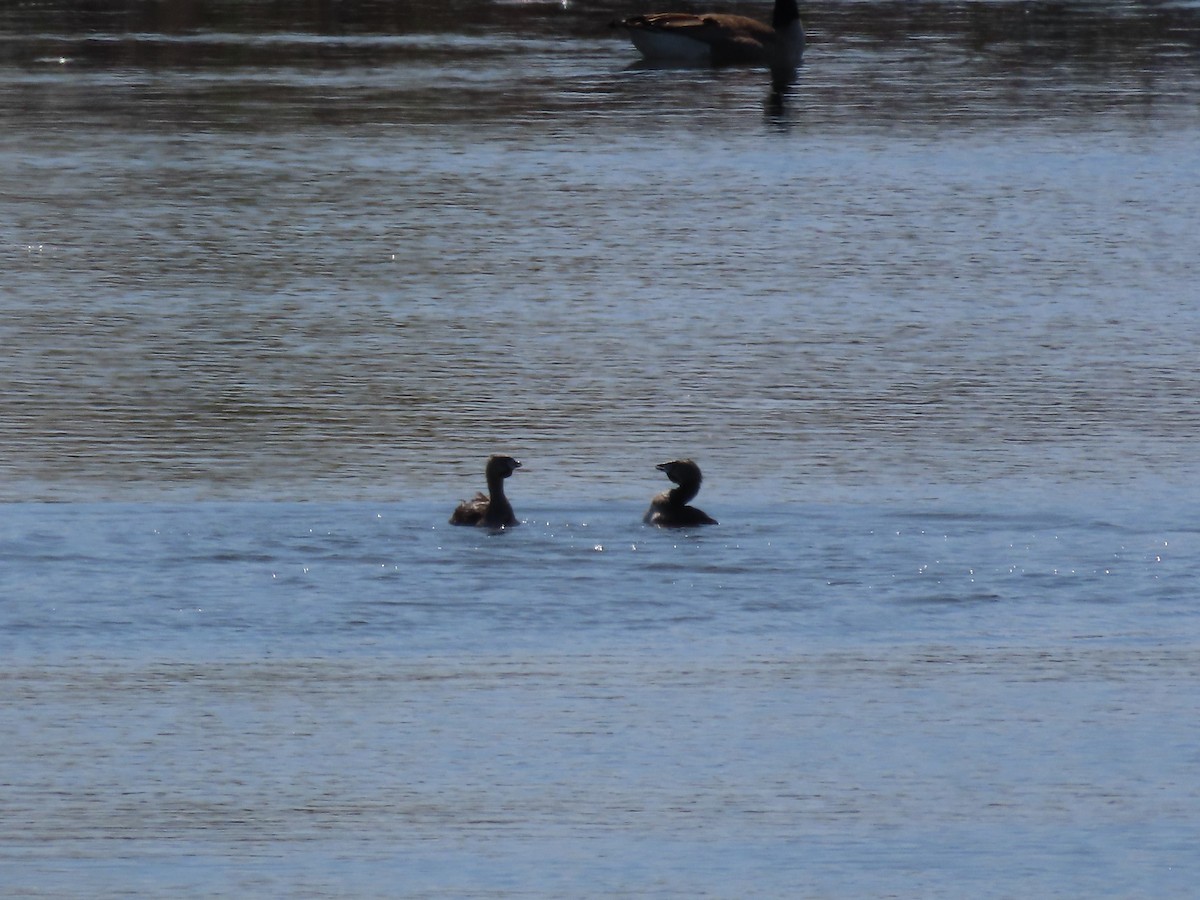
[2,0,1199,895]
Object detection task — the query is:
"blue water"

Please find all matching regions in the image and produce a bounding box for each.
[5,489,1199,660]
[3,492,1199,896]
[3,0,1200,894]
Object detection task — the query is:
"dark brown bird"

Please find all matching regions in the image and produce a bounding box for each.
[616,0,804,85]
[644,459,718,528]
[449,455,523,528]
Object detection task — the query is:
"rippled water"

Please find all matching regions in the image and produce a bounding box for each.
[3,496,1200,896]
[2,0,1200,895]
[4,0,1198,501]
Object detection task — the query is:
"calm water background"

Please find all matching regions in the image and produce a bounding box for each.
[3,0,1200,895]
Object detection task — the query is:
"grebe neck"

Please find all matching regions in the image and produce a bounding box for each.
[667,480,700,506]
[486,470,509,502]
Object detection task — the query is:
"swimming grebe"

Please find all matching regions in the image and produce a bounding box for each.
[449,455,522,528]
[644,459,718,527]
[615,0,804,84]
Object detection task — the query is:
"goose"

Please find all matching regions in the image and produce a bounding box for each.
[449,455,522,528]
[616,0,803,79]
[644,459,718,527]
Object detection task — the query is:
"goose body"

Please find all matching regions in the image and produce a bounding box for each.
[644,459,718,528]
[618,0,803,75]
[450,455,522,528]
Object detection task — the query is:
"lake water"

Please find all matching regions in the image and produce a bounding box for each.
[2,0,1200,895]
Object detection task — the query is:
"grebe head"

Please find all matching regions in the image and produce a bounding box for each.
[486,455,522,480]
[656,459,702,485]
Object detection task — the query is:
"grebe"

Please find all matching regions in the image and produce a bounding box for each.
[644,459,718,528]
[449,455,522,528]
[616,0,803,83]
